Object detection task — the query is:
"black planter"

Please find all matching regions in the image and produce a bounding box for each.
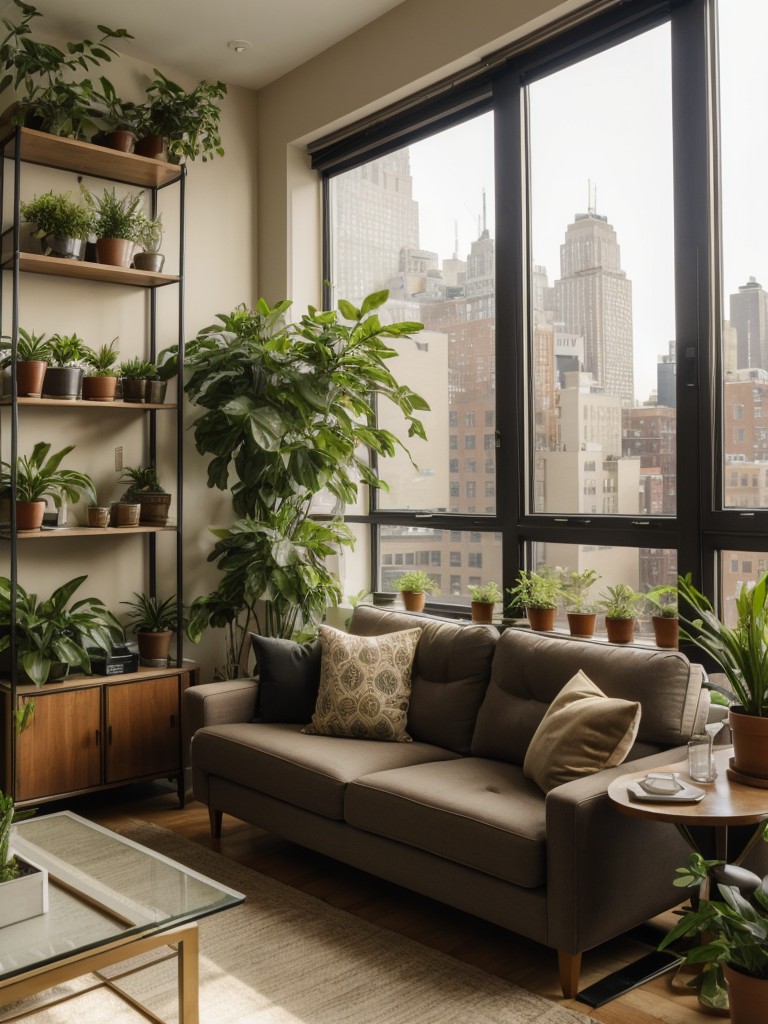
[121,378,147,403]
[144,380,167,404]
[42,366,83,400]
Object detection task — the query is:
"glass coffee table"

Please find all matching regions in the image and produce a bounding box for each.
[0,811,244,1023]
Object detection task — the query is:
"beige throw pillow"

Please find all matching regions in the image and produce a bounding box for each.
[523,670,641,792]
[302,625,422,742]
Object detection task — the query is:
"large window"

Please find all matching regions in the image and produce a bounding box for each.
[319,0,768,615]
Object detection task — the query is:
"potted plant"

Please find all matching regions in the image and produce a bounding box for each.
[0,327,49,397]
[121,592,179,666]
[42,332,87,400]
[0,574,123,685]
[0,2,132,139]
[133,212,165,273]
[658,851,768,1019]
[506,569,560,631]
[560,567,601,637]
[676,571,768,784]
[0,790,47,928]
[468,581,502,623]
[136,69,227,162]
[19,191,91,260]
[394,570,439,613]
[596,583,642,644]
[93,77,143,152]
[118,466,171,525]
[646,584,679,649]
[118,356,157,403]
[82,338,120,402]
[80,185,144,267]
[184,291,427,668]
[0,441,96,531]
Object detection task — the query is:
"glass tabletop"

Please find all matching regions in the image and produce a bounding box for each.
[1,811,244,981]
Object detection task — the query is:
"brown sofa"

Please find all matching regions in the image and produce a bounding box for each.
[188,604,710,997]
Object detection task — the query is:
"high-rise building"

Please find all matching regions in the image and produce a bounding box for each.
[729,277,768,372]
[554,209,634,406]
[657,341,676,408]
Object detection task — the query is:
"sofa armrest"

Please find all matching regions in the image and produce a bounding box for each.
[545,747,690,956]
[185,678,259,736]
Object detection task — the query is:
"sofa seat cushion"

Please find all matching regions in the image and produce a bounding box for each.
[345,757,546,888]
[191,722,460,821]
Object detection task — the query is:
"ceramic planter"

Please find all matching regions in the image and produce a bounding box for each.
[470,600,495,624]
[104,129,135,153]
[723,964,768,1023]
[133,252,165,273]
[15,500,45,532]
[41,234,85,260]
[82,375,117,402]
[137,629,173,666]
[121,378,148,403]
[526,607,556,631]
[728,708,768,783]
[605,616,635,644]
[566,612,597,637]
[95,238,133,268]
[0,856,49,927]
[15,359,46,398]
[651,615,679,649]
[42,366,83,400]
[144,380,167,404]
[135,134,168,161]
[401,591,426,613]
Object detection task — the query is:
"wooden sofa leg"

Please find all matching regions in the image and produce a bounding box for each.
[208,807,223,839]
[558,950,581,998]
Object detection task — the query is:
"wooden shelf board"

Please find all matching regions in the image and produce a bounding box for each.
[2,252,178,287]
[1,525,177,540]
[1,661,199,697]
[1,127,182,188]
[0,396,177,410]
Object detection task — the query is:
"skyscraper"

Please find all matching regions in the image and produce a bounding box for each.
[730,277,768,372]
[554,209,634,406]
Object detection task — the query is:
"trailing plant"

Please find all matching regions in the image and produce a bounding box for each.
[596,583,642,620]
[676,571,768,717]
[47,332,87,367]
[560,567,601,612]
[184,291,428,656]
[121,592,178,633]
[141,68,227,162]
[506,569,560,611]
[0,327,49,366]
[0,574,123,685]
[0,441,96,507]
[83,338,119,376]
[118,356,156,380]
[19,191,92,240]
[393,570,439,595]
[468,581,502,604]
[81,185,143,241]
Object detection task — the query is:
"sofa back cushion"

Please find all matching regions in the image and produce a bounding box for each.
[349,605,498,754]
[472,628,708,765]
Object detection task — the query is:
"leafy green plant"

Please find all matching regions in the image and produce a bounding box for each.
[119,465,166,498]
[596,583,642,620]
[469,581,503,604]
[560,567,601,612]
[394,570,440,595]
[155,345,178,381]
[93,76,144,134]
[19,191,92,240]
[81,186,144,241]
[0,441,96,507]
[506,569,560,611]
[142,69,227,162]
[118,356,156,380]
[121,592,178,633]
[676,571,768,717]
[135,213,163,253]
[0,1,132,138]
[646,584,678,617]
[0,574,123,686]
[47,332,87,367]
[0,328,49,367]
[83,339,119,377]
[184,291,428,661]
[0,790,19,883]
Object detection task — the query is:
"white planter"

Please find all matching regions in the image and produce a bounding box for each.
[0,855,49,928]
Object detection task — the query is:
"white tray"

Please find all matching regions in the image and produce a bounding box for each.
[627,779,706,803]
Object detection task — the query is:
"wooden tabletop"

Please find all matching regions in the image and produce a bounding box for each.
[608,747,768,827]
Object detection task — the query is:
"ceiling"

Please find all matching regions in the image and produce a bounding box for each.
[7,0,406,91]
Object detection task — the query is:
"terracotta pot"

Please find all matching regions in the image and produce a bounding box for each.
[728,707,768,782]
[82,375,117,402]
[605,616,635,644]
[526,607,556,631]
[135,134,168,161]
[104,129,135,153]
[42,365,83,400]
[95,238,133,268]
[724,964,768,1023]
[121,378,148,403]
[137,630,173,666]
[15,360,46,398]
[567,611,597,637]
[471,601,494,624]
[652,615,679,649]
[401,591,426,613]
[14,500,45,532]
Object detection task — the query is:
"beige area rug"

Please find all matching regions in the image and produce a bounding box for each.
[2,822,597,1024]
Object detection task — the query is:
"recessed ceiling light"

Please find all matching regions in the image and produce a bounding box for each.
[227,40,252,54]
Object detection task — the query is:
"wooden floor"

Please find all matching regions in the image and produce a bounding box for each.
[59,780,708,1024]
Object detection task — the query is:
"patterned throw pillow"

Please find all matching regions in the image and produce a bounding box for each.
[302,625,422,742]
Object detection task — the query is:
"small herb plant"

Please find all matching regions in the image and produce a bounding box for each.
[121,592,178,633]
[0,441,96,507]
[118,356,157,380]
[0,328,50,366]
[81,186,144,242]
[393,571,439,595]
[596,583,642,620]
[119,466,167,498]
[47,332,87,367]
[20,191,92,239]
[506,569,560,611]
[469,581,502,604]
[135,213,163,254]
[645,585,678,618]
[560,567,601,612]
[83,339,119,377]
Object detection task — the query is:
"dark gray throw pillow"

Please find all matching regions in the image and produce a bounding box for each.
[249,633,322,723]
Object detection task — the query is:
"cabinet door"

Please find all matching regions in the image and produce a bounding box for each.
[16,687,102,801]
[106,675,180,783]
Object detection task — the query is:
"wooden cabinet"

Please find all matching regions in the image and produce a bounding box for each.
[2,667,196,806]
